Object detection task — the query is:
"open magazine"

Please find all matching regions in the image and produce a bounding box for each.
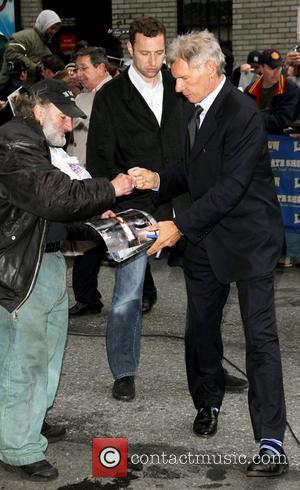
[85,209,157,262]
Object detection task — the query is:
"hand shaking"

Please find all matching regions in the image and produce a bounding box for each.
[128,167,159,190]
[111,173,133,196]
[111,167,159,197]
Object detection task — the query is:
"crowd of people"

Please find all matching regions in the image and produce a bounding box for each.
[0,8,299,482]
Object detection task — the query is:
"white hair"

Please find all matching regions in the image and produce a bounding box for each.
[167,30,225,75]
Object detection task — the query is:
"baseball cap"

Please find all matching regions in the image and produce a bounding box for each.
[247,50,260,67]
[258,49,283,69]
[7,59,27,77]
[65,62,76,70]
[32,79,86,118]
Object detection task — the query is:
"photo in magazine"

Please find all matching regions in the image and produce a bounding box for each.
[85,209,158,262]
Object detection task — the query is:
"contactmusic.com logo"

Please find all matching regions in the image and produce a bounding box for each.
[92,438,128,477]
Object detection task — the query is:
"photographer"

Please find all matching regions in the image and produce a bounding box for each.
[286,45,300,87]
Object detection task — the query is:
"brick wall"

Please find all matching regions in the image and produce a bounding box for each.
[20,0,42,29]
[232,0,299,65]
[19,0,299,67]
[112,0,178,49]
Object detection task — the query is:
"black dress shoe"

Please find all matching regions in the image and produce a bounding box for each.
[224,368,248,392]
[42,420,66,443]
[0,459,58,481]
[246,449,289,477]
[193,407,218,437]
[142,293,157,314]
[69,301,103,316]
[112,376,135,401]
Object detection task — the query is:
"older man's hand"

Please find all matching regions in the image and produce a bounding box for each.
[111,173,133,196]
[147,221,182,255]
[100,210,117,219]
[128,167,159,190]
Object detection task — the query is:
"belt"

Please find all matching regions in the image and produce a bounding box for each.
[44,241,61,253]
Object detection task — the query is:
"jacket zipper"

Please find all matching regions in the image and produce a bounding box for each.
[12,220,47,320]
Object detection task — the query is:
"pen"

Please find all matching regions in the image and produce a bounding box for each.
[146,231,159,239]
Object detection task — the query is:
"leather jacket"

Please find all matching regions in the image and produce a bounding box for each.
[0,117,116,314]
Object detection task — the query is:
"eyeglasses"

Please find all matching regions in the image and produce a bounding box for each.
[75,65,92,72]
[75,62,104,72]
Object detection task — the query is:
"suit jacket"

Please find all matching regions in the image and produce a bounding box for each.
[158,78,284,283]
[86,67,183,217]
[67,74,112,167]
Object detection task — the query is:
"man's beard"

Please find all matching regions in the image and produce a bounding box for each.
[43,118,66,147]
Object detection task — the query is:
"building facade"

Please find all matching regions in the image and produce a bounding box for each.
[11,1,300,65]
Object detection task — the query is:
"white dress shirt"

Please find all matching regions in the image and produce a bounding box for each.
[196,75,226,127]
[128,64,164,125]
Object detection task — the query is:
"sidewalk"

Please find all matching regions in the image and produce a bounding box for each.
[0,256,299,489]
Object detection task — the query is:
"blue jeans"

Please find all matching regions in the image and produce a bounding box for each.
[106,252,148,379]
[0,251,68,465]
[285,230,300,262]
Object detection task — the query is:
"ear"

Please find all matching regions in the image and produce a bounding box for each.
[127,41,133,57]
[206,60,217,77]
[33,104,44,125]
[98,63,106,75]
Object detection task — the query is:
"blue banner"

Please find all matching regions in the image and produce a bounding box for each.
[268,134,300,233]
[0,0,15,40]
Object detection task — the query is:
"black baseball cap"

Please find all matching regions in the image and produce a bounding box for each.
[258,49,283,69]
[32,78,86,118]
[247,50,260,67]
[7,59,27,76]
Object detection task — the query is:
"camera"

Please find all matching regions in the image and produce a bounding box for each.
[289,45,300,76]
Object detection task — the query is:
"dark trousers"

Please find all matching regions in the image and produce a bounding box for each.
[184,242,286,441]
[72,244,106,305]
[72,245,156,305]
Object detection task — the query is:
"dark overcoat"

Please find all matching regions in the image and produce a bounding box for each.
[87,67,183,217]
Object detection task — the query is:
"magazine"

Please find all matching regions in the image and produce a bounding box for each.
[7,86,27,116]
[85,209,158,262]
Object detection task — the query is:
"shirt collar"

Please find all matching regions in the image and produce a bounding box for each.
[128,64,162,92]
[197,75,226,112]
[94,73,112,92]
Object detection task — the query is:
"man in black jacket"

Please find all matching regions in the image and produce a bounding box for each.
[86,17,183,402]
[130,31,288,477]
[0,79,132,481]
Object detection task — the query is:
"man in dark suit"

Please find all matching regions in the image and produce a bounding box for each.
[86,17,183,401]
[129,30,288,477]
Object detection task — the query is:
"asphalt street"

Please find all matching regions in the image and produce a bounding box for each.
[0,254,299,489]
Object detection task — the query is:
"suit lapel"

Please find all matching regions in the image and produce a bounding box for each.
[190,78,233,156]
[121,68,160,128]
[160,71,177,128]
[121,68,180,130]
